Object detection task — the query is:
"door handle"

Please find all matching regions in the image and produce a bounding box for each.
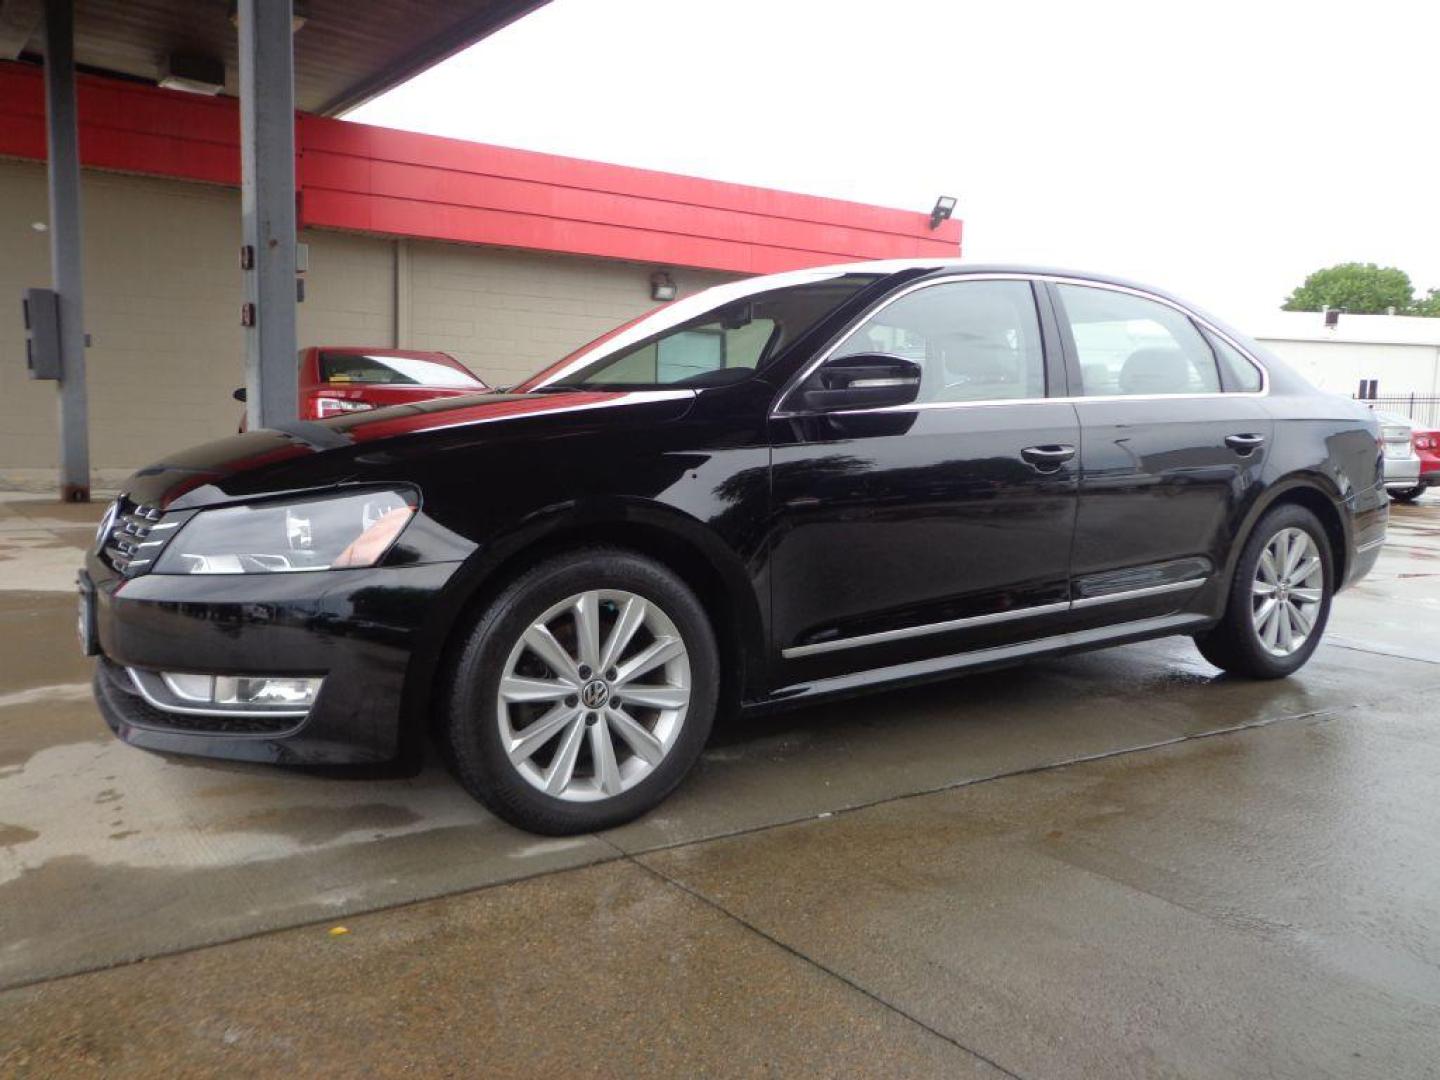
[1021,444,1076,471]
[1225,433,1266,455]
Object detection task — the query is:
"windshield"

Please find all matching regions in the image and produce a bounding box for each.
[320,352,486,388]
[513,270,882,392]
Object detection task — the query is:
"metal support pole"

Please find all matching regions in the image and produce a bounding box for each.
[238,0,298,429]
[43,0,89,502]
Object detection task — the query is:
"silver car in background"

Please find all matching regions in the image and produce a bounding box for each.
[1376,411,1423,497]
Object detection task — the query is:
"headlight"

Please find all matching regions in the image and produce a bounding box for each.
[153,488,416,575]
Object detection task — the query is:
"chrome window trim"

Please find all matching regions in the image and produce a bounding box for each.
[781,579,1207,659]
[771,273,1270,419]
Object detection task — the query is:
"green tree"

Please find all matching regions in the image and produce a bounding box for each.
[1412,288,1440,318]
[1282,262,1414,314]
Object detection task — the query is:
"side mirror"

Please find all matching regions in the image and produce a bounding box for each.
[232,387,247,403]
[798,353,921,413]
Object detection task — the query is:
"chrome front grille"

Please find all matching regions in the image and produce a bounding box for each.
[99,497,175,577]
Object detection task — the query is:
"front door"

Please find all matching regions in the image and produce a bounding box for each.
[767,277,1080,681]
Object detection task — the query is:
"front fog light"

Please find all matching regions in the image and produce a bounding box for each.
[215,676,322,707]
[134,669,324,716]
[161,672,322,707]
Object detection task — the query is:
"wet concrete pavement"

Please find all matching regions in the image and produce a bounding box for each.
[2,492,1438,1076]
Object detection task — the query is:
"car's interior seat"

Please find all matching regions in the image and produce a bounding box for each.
[932,336,1015,400]
[926,306,1035,402]
[1081,362,1113,396]
[1118,348,1194,395]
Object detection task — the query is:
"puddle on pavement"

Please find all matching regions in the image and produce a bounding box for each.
[212,803,425,845]
[0,823,39,848]
[0,697,107,772]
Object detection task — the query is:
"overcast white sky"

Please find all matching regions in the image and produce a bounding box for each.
[349,0,1440,324]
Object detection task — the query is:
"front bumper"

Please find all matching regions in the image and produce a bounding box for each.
[88,552,462,766]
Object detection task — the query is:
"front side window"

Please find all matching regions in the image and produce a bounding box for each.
[833,279,1046,403]
[1056,285,1220,397]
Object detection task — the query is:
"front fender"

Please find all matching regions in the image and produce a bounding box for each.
[396,494,770,741]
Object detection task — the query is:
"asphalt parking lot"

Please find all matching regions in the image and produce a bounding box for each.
[2,491,1438,1077]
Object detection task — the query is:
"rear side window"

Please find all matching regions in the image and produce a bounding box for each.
[1204,331,1264,392]
[833,280,1046,403]
[1056,285,1220,397]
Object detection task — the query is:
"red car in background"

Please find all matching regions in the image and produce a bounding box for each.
[1392,426,1440,502]
[237,347,490,427]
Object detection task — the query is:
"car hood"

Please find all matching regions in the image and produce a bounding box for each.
[122,389,697,510]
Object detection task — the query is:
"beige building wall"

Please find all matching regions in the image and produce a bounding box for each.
[0,158,737,483]
[403,241,733,389]
[297,230,395,355]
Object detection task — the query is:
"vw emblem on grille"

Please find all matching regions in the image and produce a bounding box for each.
[580,679,610,709]
[94,498,121,550]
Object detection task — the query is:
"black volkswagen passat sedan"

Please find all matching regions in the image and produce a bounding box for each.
[82,262,1388,834]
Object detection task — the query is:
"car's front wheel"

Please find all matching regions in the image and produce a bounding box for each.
[1389,485,1425,503]
[1193,503,1333,679]
[444,548,718,835]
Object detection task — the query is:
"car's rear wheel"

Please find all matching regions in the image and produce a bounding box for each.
[1193,503,1333,679]
[1389,486,1425,503]
[444,548,717,835]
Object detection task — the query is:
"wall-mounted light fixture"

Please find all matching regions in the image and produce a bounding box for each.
[651,271,677,302]
[159,52,226,95]
[929,195,957,230]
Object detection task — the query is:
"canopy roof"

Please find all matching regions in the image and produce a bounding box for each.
[0,0,548,115]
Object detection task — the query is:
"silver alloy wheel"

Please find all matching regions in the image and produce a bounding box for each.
[1251,527,1325,657]
[496,589,691,802]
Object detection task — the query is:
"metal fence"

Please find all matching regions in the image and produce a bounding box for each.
[1355,394,1440,429]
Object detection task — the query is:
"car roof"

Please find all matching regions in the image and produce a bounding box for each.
[779,258,1183,298]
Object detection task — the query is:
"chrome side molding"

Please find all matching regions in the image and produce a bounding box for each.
[782,578,1207,659]
[782,601,1072,659]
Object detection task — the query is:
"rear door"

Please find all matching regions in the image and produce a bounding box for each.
[767,276,1080,680]
[1050,281,1272,625]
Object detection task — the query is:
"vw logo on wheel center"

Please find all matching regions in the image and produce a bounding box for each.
[580,679,610,709]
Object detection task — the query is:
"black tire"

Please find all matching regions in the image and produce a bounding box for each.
[1193,503,1334,679]
[1389,486,1424,503]
[444,548,718,835]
